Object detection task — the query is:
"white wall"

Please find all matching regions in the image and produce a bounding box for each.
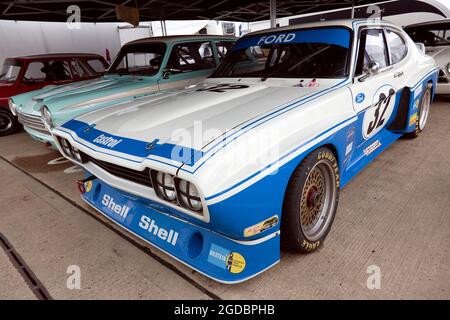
[0,20,122,66]
[0,19,242,66]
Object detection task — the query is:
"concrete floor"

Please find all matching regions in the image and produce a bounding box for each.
[0,97,449,300]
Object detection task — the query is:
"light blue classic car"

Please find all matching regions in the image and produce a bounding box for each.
[9,35,236,146]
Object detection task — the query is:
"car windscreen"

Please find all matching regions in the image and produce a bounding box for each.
[108,43,166,76]
[0,59,22,83]
[405,24,450,46]
[211,27,352,79]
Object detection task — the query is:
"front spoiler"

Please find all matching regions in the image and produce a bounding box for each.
[23,126,56,147]
[81,173,280,284]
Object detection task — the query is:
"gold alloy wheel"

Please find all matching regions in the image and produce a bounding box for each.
[299,160,337,242]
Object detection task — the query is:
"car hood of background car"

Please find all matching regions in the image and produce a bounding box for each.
[15,74,158,115]
[69,78,344,152]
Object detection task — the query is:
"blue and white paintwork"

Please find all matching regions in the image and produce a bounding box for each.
[52,19,438,283]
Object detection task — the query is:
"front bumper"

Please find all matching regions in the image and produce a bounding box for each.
[81,172,280,284]
[23,126,56,147]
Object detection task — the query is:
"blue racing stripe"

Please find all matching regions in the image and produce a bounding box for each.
[61,119,204,166]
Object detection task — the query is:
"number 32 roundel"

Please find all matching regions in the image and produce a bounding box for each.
[362,86,397,140]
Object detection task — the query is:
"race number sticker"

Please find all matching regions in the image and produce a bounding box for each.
[362,86,396,140]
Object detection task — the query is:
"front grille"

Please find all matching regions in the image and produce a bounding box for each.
[81,152,152,188]
[17,112,48,134]
[438,70,448,83]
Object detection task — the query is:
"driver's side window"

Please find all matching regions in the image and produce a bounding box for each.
[355,29,389,76]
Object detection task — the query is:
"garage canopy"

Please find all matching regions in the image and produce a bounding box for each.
[0,0,400,23]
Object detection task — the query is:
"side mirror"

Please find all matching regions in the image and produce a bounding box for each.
[365,62,380,75]
[415,42,426,54]
[359,62,380,82]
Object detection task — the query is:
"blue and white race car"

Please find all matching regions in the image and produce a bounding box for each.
[52,19,438,283]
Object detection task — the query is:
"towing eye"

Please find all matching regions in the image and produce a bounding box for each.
[76,176,97,194]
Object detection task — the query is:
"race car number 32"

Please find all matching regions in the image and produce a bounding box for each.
[362,86,396,140]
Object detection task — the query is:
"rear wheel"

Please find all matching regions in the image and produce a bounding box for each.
[0,109,19,137]
[404,85,432,139]
[282,147,340,253]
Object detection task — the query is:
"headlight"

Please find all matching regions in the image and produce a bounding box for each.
[8,99,16,116]
[41,106,53,130]
[60,137,72,157]
[150,170,204,214]
[177,179,203,212]
[71,146,83,163]
[58,137,83,163]
[152,171,177,202]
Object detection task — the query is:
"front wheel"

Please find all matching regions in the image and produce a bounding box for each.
[281,147,340,253]
[0,109,19,137]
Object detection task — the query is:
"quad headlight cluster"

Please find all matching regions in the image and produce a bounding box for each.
[150,170,204,214]
[57,136,204,215]
[58,137,83,163]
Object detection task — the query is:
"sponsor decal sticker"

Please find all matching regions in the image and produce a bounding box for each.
[102,194,130,219]
[346,126,356,141]
[244,215,279,237]
[355,93,365,104]
[293,80,305,87]
[85,180,92,193]
[93,134,122,148]
[409,113,418,126]
[257,33,296,45]
[414,99,420,110]
[208,244,246,274]
[364,140,382,156]
[307,78,320,87]
[138,215,179,246]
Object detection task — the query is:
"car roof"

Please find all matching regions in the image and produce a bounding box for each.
[11,53,105,61]
[125,34,237,46]
[242,19,400,38]
[404,19,450,30]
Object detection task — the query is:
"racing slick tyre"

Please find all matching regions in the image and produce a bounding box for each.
[0,109,19,137]
[281,147,340,253]
[404,85,432,139]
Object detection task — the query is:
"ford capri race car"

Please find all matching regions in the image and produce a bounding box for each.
[52,19,438,283]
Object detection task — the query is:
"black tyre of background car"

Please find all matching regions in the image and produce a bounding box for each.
[281,147,340,253]
[0,109,19,137]
[404,85,432,139]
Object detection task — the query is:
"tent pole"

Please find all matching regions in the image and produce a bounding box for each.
[351,0,355,19]
[270,0,277,28]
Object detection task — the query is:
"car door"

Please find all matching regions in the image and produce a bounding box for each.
[348,27,406,161]
[158,41,217,91]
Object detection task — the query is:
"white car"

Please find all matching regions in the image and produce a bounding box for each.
[52,19,438,283]
[405,19,450,94]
